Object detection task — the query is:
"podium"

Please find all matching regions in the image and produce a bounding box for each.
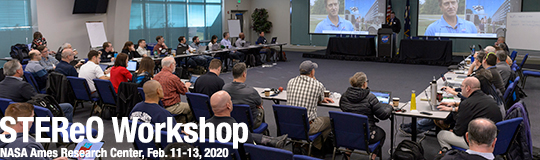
[377,28,395,58]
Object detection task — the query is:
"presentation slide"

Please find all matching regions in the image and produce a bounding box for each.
[310,0,386,35]
[418,0,521,38]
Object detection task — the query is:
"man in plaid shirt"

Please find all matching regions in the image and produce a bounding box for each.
[287,60,334,150]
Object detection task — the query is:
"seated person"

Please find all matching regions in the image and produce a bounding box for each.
[110,53,133,93]
[0,103,68,160]
[154,57,192,123]
[207,35,220,51]
[495,50,513,87]
[220,32,245,70]
[36,45,58,71]
[437,77,502,151]
[136,39,149,57]
[24,50,48,90]
[206,91,287,148]
[190,36,213,68]
[339,72,392,159]
[256,31,276,62]
[79,50,110,98]
[55,49,81,77]
[193,59,224,97]
[236,33,262,66]
[99,42,116,62]
[437,118,498,160]
[129,80,176,126]
[121,41,141,59]
[132,57,154,86]
[176,36,190,55]
[468,51,486,76]
[0,60,74,122]
[153,36,168,56]
[222,63,264,129]
[483,53,505,94]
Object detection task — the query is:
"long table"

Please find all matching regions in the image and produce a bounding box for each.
[326,37,376,56]
[253,87,339,108]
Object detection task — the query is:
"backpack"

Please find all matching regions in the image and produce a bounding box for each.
[10,44,30,62]
[27,94,65,117]
[246,54,257,67]
[277,51,287,61]
[393,140,425,160]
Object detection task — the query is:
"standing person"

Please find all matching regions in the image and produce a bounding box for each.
[99,42,116,62]
[0,103,69,160]
[388,11,401,33]
[121,41,141,59]
[110,53,132,93]
[193,59,224,97]
[37,46,58,71]
[153,57,192,122]
[314,0,354,33]
[136,39,149,57]
[31,31,47,49]
[79,50,110,98]
[339,72,392,159]
[153,36,168,55]
[425,0,477,36]
[286,60,334,156]
[132,57,154,86]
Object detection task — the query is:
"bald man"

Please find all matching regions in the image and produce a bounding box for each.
[440,118,498,160]
[206,91,287,148]
[129,80,177,126]
[437,77,502,151]
[25,50,48,90]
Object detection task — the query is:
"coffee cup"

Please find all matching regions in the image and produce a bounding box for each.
[324,90,330,98]
[392,97,400,107]
[465,59,471,65]
[264,88,271,97]
[437,91,444,102]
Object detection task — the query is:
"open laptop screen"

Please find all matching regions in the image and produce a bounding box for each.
[127,61,138,72]
[370,90,391,104]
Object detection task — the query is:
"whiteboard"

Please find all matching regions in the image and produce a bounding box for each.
[228,19,241,38]
[85,22,108,48]
[506,12,540,51]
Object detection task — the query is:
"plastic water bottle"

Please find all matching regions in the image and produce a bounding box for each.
[411,90,416,111]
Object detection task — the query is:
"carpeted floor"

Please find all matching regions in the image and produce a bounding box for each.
[60,51,539,160]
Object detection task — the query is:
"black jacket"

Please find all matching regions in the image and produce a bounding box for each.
[339,87,392,128]
[487,67,505,94]
[117,82,143,117]
[389,18,401,33]
[437,150,492,160]
[46,72,75,105]
[121,49,141,59]
[0,76,37,102]
[453,90,503,137]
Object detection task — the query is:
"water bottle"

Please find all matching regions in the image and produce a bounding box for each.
[411,90,416,111]
[430,76,437,107]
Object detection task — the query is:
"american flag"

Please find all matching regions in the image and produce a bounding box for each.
[386,0,392,23]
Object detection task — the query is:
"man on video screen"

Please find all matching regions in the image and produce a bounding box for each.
[314,0,354,33]
[425,0,477,36]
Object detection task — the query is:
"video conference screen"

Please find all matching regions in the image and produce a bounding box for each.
[309,0,386,35]
[418,0,521,38]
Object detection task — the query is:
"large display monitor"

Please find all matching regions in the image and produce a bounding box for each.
[309,0,386,35]
[417,0,521,38]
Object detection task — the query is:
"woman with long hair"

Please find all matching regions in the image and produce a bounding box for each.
[132,57,154,86]
[121,41,141,59]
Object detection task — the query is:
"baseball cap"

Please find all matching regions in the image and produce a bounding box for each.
[299,60,318,74]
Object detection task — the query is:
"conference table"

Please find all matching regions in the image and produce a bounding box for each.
[326,37,376,56]
[399,39,453,64]
[253,87,340,108]
[389,62,469,153]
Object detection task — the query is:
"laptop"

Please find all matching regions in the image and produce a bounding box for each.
[370,90,391,104]
[127,61,138,72]
[189,76,198,83]
[69,139,104,160]
[98,64,108,71]
[270,37,277,44]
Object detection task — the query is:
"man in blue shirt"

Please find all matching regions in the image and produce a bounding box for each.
[425,0,477,36]
[37,46,58,71]
[130,80,177,126]
[25,50,48,90]
[55,49,80,77]
[220,32,244,71]
[314,0,354,33]
[255,31,275,62]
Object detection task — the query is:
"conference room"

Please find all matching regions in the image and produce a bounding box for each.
[0,0,540,159]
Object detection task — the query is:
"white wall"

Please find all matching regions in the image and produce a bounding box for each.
[35,0,130,58]
[223,0,291,44]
